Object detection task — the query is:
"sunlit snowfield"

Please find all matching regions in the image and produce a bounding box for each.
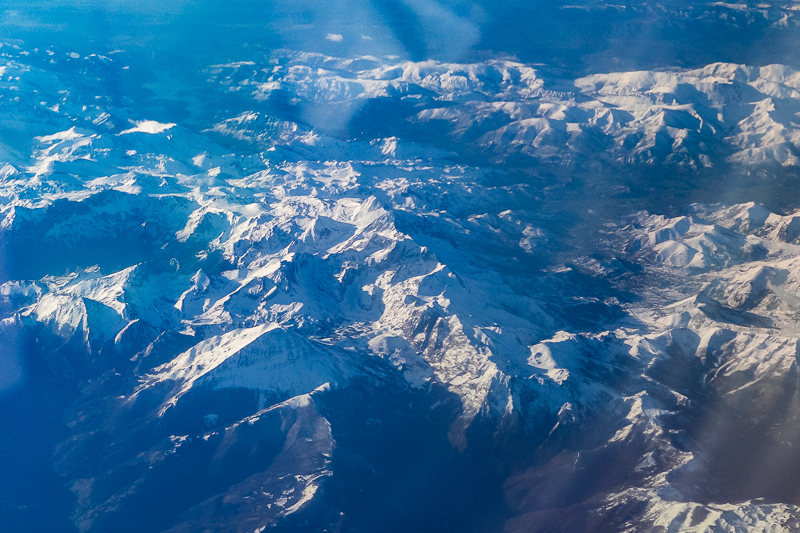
[4,2,800,532]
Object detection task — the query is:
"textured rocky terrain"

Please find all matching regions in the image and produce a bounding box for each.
[4,1,800,532]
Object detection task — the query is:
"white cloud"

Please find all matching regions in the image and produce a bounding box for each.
[326,33,344,42]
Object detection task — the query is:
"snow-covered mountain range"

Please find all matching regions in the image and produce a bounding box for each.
[4,6,800,530]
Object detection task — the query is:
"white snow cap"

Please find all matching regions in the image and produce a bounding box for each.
[119,120,176,135]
